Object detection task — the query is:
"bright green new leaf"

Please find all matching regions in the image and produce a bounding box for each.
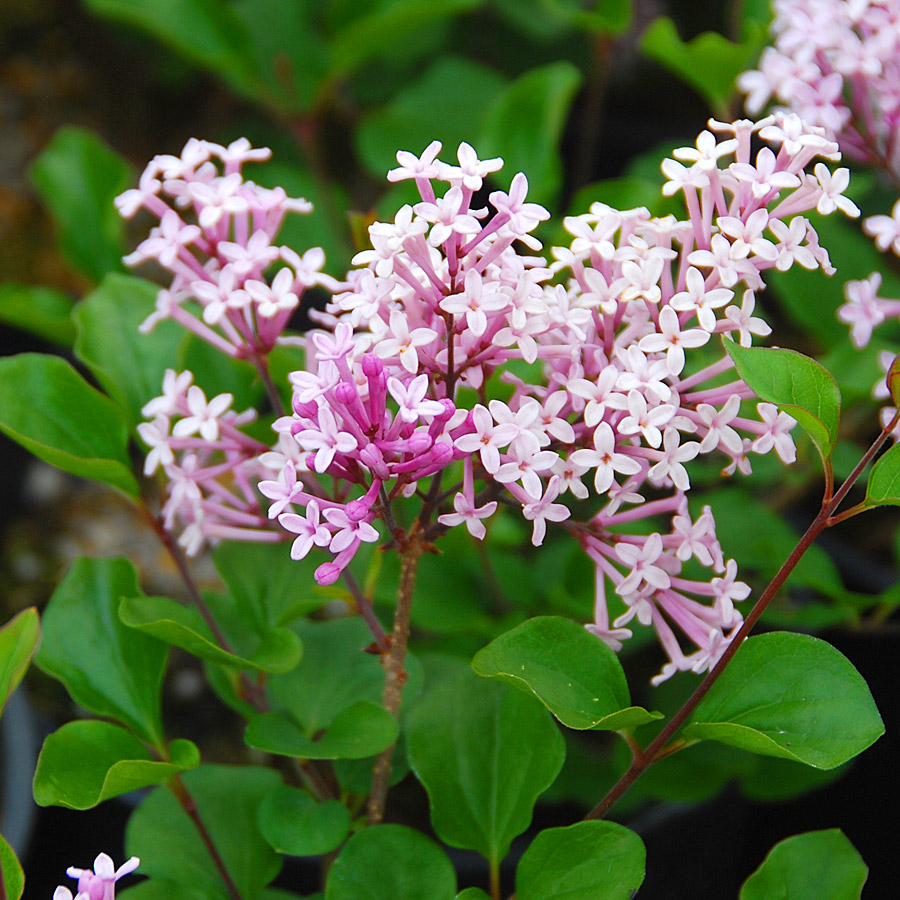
[0,283,76,346]
[37,558,167,747]
[641,17,763,116]
[0,354,139,496]
[407,668,565,865]
[479,62,583,205]
[257,785,350,856]
[245,702,397,760]
[119,595,302,673]
[326,825,456,900]
[126,765,282,900]
[28,126,132,283]
[725,340,841,465]
[740,829,868,900]
[33,720,198,809]
[0,607,40,716]
[865,443,900,507]
[0,834,24,900]
[685,633,883,768]
[74,274,181,427]
[455,891,491,900]
[516,821,646,900]
[472,616,660,730]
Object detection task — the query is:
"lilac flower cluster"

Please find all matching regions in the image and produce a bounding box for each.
[739,0,900,177]
[53,854,138,900]
[124,120,857,682]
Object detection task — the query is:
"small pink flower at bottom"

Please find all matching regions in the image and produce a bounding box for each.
[55,853,139,900]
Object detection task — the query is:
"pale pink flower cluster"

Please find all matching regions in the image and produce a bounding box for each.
[738,0,900,177]
[54,853,139,900]
[117,137,338,358]
[126,123,856,681]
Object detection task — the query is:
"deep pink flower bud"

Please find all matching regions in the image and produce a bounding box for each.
[315,562,341,585]
[345,498,370,522]
[362,353,383,377]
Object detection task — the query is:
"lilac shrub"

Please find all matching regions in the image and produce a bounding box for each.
[121,117,858,685]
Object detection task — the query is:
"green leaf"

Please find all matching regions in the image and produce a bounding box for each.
[37,557,167,747]
[516,821,645,900]
[33,720,198,809]
[406,668,565,864]
[725,340,841,465]
[257,785,350,856]
[0,834,24,900]
[641,17,763,116]
[126,765,282,900]
[326,825,456,900]
[685,632,884,768]
[456,892,491,900]
[119,595,302,673]
[356,56,507,180]
[246,701,397,759]
[177,335,264,411]
[472,616,660,730]
[119,881,206,900]
[83,0,262,105]
[492,0,631,37]
[886,352,900,406]
[28,126,133,282]
[329,0,485,82]
[479,62,583,205]
[0,283,76,345]
[740,829,868,900]
[865,442,900,507]
[0,353,139,496]
[74,274,181,427]
[0,607,40,716]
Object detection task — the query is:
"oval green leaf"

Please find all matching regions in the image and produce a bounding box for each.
[33,720,198,809]
[725,340,841,465]
[126,765,282,900]
[119,595,301,673]
[0,834,25,900]
[0,354,138,496]
[865,442,900,507]
[326,825,456,900]
[246,702,398,760]
[37,557,168,747]
[257,785,350,856]
[684,632,883,769]
[406,668,565,865]
[740,829,868,900]
[0,283,76,346]
[472,616,660,730]
[0,607,40,716]
[516,821,646,900]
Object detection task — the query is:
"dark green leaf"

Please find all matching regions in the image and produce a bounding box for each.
[33,720,198,809]
[406,668,565,864]
[725,340,841,464]
[119,881,206,900]
[126,765,281,900]
[685,632,884,768]
[738,755,846,802]
[177,335,264,411]
[84,0,262,104]
[479,62,583,205]
[326,825,456,900]
[246,702,397,759]
[0,834,24,900]
[356,57,507,180]
[0,354,139,496]
[37,558,167,747]
[257,785,350,856]
[472,616,660,730]
[865,443,900,507]
[455,891,491,900]
[28,126,132,282]
[740,829,867,900]
[0,607,40,716]
[516,821,645,900]
[0,283,76,345]
[641,17,763,116]
[119,595,302,673]
[75,274,181,427]
[493,0,631,37]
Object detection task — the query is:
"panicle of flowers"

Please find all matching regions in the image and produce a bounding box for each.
[272,124,854,681]
[116,137,339,361]
[738,0,900,178]
[53,853,139,900]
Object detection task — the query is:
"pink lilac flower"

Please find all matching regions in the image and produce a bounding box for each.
[54,853,139,900]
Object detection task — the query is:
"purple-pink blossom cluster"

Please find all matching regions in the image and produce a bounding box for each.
[125,120,858,682]
[53,853,139,900]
